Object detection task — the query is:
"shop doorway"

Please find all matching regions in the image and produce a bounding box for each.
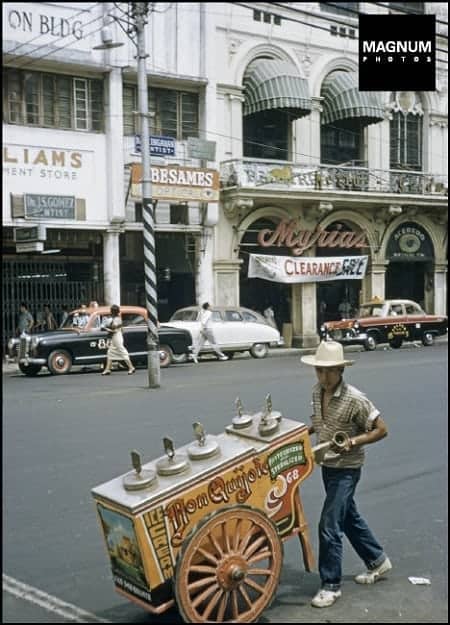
[316,220,366,325]
[317,281,360,326]
[239,217,291,330]
[386,262,425,306]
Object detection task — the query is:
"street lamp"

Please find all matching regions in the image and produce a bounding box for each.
[94,2,160,388]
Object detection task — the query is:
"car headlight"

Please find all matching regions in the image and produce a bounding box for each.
[320,325,326,333]
[354,322,359,329]
[30,337,41,352]
[7,338,17,351]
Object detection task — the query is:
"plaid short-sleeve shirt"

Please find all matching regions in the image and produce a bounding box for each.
[311,380,381,469]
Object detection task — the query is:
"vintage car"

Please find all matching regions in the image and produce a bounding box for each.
[7,306,192,376]
[166,305,284,360]
[320,298,448,351]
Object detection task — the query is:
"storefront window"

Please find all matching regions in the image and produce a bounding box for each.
[243,109,290,160]
[3,68,104,132]
[321,122,363,165]
[123,84,199,140]
[389,92,423,171]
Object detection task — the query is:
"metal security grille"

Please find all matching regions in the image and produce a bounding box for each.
[2,259,103,354]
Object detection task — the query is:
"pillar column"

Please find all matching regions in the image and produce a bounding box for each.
[292,283,319,347]
[196,226,214,304]
[366,262,388,301]
[213,260,242,306]
[103,229,122,305]
[433,263,448,315]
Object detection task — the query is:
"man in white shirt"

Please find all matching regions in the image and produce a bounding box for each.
[191,302,228,364]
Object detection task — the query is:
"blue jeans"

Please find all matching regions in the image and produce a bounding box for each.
[319,466,386,591]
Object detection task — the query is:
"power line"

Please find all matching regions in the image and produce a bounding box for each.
[9,15,106,72]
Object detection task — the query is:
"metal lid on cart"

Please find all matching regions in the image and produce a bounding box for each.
[187,422,220,460]
[156,437,190,476]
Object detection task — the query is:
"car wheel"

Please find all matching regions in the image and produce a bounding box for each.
[48,350,73,375]
[171,353,188,364]
[389,337,403,349]
[422,332,434,346]
[250,343,269,358]
[364,332,378,351]
[159,345,173,368]
[18,363,42,376]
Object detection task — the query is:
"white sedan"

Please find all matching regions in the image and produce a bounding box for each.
[163,306,284,360]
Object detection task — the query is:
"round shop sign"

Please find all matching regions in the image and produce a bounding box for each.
[398,232,421,254]
[387,222,434,261]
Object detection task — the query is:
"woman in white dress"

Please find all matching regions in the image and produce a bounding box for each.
[101,305,135,375]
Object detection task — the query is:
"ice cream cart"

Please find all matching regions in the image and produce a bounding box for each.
[91,396,318,623]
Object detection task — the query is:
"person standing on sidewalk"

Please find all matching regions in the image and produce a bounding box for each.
[101,305,135,375]
[301,340,391,608]
[191,303,228,364]
[16,303,34,335]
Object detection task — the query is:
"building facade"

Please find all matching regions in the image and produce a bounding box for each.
[3,2,448,347]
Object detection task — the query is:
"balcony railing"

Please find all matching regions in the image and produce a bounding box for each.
[220,159,448,197]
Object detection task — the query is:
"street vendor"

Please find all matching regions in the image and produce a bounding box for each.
[301,340,392,608]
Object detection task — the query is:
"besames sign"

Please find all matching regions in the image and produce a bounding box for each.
[248,253,368,284]
[131,163,219,202]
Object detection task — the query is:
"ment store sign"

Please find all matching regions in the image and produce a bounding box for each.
[131,163,220,202]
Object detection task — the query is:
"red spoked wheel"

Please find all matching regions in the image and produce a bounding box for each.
[174,505,283,623]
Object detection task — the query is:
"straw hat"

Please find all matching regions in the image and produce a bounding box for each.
[301,340,354,367]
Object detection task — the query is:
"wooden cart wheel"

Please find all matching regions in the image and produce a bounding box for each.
[174,505,283,623]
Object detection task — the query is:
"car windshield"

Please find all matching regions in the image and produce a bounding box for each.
[170,310,199,321]
[358,304,385,318]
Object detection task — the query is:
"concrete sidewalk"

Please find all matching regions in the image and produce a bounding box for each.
[3,337,446,375]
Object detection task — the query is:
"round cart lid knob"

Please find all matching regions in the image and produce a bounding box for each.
[123,450,158,490]
[188,421,220,460]
[156,437,190,476]
[258,416,279,436]
[232,397,253,429]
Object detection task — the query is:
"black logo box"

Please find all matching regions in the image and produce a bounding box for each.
[358,14,436,91]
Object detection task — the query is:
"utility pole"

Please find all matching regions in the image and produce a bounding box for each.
[132,2,160,388]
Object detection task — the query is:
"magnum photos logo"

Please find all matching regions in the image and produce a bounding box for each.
[359,14,436,91]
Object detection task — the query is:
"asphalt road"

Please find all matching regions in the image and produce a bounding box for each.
[3,343,448,623]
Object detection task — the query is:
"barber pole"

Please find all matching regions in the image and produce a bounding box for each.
[135,2,160,388]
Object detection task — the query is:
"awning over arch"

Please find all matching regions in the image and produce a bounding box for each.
[321,71,385,127]
[243,58,312,119]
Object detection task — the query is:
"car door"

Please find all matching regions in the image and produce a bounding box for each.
[205,310,227,347]
[70,312,106,362]
[121,312,147,356]
[220,310,246,347]
[405,301,427,340]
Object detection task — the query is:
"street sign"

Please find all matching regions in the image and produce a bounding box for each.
[187,137,216,161]
[13,224,46,242]
[134,134,176,156]
[16,241,44,253]
[24,195,75,219]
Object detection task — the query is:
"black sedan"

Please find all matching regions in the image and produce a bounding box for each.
[7,306,192,375]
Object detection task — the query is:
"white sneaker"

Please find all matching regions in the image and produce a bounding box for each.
[311,589,342,608]
[355,557,392,584]
[191,354,198,364]
[218,355,228,361]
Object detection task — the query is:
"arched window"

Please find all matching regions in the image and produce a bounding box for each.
[389,92,423,171]
[242,57,312,161]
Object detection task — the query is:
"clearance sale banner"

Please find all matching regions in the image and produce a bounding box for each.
[248,254,368,284]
